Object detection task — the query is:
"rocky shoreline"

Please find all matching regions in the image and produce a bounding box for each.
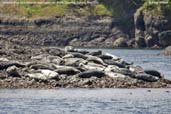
[0,13,171,49]
[0,41,171,89]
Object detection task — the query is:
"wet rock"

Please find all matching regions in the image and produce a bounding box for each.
[159,31,171,47]
[162,46,171,56]
[0,61,25,70]
[0,73,6,79]
[145,35,159,47]
[6,65,21,77]
[113,37,128,47]
[135,36,146,47]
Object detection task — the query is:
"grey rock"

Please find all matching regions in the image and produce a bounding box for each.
[159,30,171,47]
[6,65,21,77]
[162,46,171,56]
[113,37,128,47]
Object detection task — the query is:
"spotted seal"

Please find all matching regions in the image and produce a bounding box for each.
[77,70,106,78]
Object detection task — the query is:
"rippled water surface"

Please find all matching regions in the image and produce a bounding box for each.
[0,89,171,114]
[0,49,171,114]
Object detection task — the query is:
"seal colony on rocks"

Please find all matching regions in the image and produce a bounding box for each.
[0,45,171,89]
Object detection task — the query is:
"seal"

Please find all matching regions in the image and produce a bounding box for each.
[64,58,87,67]
[0,61,25,70]
[135,73,159,82]
[144,70,163,78]
[86,55,107,66]
[105,53,121,60]
[87,50,102,56]
[62,54,74,59]
[129,65,144,73]
[29,63,54,70]
[105,72,126,78]
[98,55,113,60]
[27,69,59,80]
[104,59,125,68]
[55,66,80,75]
[76,49,89,54]
[70,52,88,59]
[77,70,106,78]
[79,63,105,71]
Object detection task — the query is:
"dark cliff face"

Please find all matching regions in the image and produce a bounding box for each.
[0,16,130,48]
[134,6,171,48]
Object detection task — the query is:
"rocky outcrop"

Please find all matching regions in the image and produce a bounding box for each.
[0,16,130,48]
[0,43,170,88]
[134,7,171,48]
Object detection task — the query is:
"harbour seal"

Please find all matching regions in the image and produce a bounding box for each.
[64,58,87,67]
[70,52,88,59]
[129,65,144,73]
[87,50,102,56]
[98,55,113,60]
[105,72,126,78]
[27,69,59,80]
[104,59,125,68]
[79,63,105,71]
[144,70,163,78]
[135,73,159,82]
[86,55,107,66]
[105,53,121,60]
[77,70,106,78]
[55,66,81,75]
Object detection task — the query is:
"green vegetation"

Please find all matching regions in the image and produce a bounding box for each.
[0,0,113,18]
[0,0,170,18]
[143,0,171,16]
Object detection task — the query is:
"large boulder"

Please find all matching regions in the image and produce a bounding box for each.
[159,30,171,47]
[135,36,146,47]
[113,37,128,47]
[6,65,21,77]
[162,46,171,56]
[145,35,159,47]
